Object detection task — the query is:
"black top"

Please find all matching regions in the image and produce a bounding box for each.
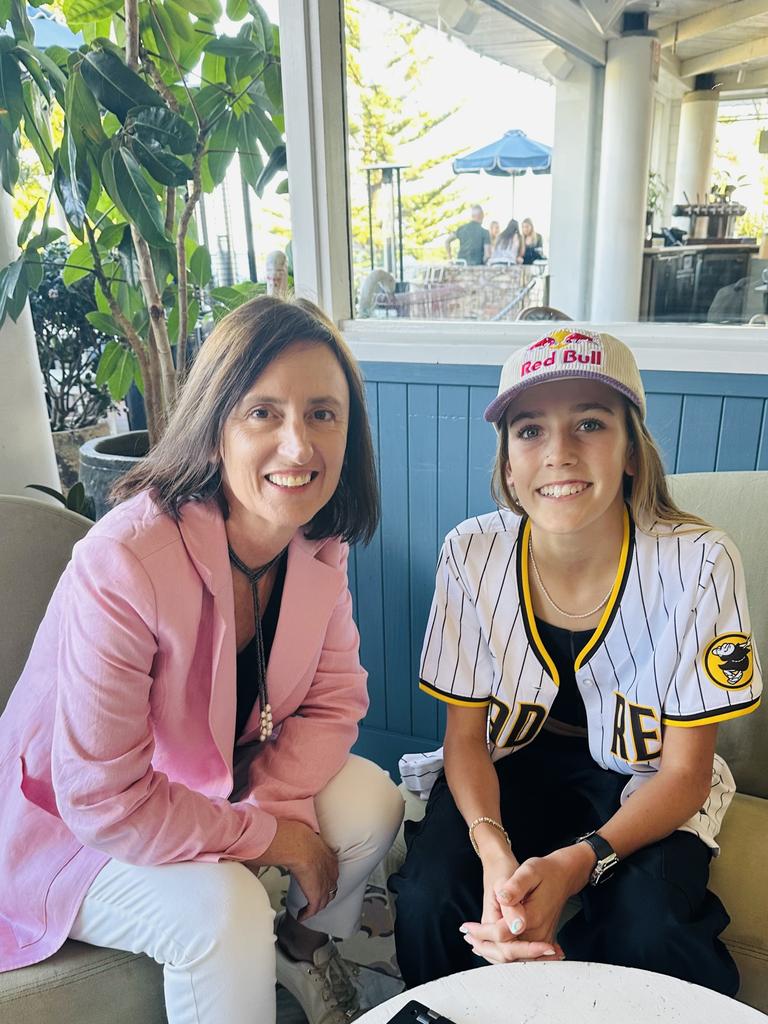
[235,554,287,740]
[534,616,591,729]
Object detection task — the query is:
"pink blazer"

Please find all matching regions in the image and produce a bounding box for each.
[0,492,368,970]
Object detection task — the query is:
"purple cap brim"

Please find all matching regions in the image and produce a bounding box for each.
[483,369,644,424]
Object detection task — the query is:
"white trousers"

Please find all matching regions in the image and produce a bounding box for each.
[69,755,404,1024]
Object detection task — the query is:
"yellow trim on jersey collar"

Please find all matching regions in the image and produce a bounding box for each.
[520,506,632,679]
[574,506,631,670]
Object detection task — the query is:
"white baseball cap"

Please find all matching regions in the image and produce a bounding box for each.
[483,328,646,425]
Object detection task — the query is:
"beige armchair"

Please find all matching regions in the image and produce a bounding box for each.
[389,472,768,1014]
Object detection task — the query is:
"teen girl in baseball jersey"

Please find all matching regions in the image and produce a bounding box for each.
[391,329,761,995]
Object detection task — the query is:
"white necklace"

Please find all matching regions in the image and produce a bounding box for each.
[528,534,614,620]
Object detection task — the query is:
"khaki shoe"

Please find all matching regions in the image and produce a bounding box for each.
[275,935,362,1024]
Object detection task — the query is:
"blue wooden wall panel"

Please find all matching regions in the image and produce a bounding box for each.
[645,393,683,472]
[352,364,768,777]
[407,385,440,742]
[378,383,412,735]
[716,398,765,471]
[352,382,387,731]
[675,396,722,474]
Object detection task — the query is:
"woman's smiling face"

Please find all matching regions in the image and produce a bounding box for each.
[504,378,634,537]
[219,340,350,537]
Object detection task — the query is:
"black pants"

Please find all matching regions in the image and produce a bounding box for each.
[389,731,738,996]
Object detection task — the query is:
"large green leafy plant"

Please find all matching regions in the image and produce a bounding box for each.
[0,0,286,444]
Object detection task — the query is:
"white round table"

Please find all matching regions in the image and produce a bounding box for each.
[357,962,767,1024]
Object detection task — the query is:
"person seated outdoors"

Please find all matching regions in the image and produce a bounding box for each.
[0,296,404,1024]
[445,205,491,265]
[391,329,759,998]
[521,217,545,264]
[488,220,501,254]
[488,219,522,265]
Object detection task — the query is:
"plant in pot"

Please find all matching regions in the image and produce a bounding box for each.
[29,238,113,490]
[0,0,287,513]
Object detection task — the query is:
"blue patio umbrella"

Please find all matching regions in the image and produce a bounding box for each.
[452,129,552,177]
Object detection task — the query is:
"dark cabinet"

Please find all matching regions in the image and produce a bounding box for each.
[640,246,755,323]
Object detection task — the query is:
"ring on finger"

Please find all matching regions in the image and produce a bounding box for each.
[327,887,338,900]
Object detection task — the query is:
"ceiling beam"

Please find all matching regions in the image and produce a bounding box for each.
[718,66,768,90]
[658,0,768,48]
[679,35,768,76]
[477,0,606,67]
[577,0,627,37]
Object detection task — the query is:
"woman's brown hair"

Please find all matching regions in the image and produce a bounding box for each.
[112,296,380,545]
[490,398,708,532]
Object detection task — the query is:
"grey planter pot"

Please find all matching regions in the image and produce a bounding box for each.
[79,430,149,520]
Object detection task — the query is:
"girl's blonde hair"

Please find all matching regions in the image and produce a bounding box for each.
[490,399,709,532]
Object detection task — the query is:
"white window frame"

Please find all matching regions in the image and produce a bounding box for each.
[279,0,768,376]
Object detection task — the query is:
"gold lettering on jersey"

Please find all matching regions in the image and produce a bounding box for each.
[487,697,511,745]
[500,702,547,749]
[611,692,629,761]
[610,692,661,763]
[703,633,753,690]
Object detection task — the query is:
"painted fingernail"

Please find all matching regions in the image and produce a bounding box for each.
[459,925,468,934]
[497,890,511,903]
[543,949,557,956]
[511,918,523,934]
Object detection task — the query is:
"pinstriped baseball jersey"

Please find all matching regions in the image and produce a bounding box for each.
[401,506,762,850]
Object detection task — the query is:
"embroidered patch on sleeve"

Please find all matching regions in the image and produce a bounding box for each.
[703,633,754,690]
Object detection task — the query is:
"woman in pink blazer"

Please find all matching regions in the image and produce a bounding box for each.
[0,297,404,1024]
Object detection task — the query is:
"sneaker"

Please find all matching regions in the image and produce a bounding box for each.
[275,934,362,1024]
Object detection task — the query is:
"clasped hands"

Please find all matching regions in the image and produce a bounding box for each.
[461,845,593,964]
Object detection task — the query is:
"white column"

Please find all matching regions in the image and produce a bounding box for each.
[278,0,353,322]
[672,87,719,228]
[591,34,658,321]
[548,59,603,320]
[0,191,60,496]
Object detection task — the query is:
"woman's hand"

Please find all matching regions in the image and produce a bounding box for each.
[246,819,339,920]
[463,845,593,963]
[480,847,518,926]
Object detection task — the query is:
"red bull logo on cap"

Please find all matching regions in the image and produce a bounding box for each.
[521,329,603,378]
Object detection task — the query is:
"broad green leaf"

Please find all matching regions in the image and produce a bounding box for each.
[149,4,182,65]
[264,60,282,112]
[24,225,63,251]
[66,69,106,152]
[97,222,127,251]
[205,109,236,187]
[86,311,121,337]
[6,256,29,320]
[22,254,43,291]
[149,243,175,289]
[0,50,24,129]
[63,0,122,32]
[9,0,33,43]
[203,36,259,58]
[132,136,191,186]
[14,47,50,102]
[108,345,138,400]
[184,0,220,17]
[188,244,211,287]
[195,84,228,127]
[254,141,285,197]
[201,50,227,88]
[62,241,95,286]
[130,105,196,155]
[83,18,114,44]
[81,49,163,122]
[275,176,288,194]
[22,79,54,173]
[247,0,270,52]
[0,0,12,23]
[107,145,169,248]
[164,0,193,42]
[16,200,38,247]
[248,105,282,152]
[96,339,124,385]
[226,0,247,18]
[0,119,19,195]
[53,138,87,231]
[116,227,141,288]
[238,111,263,191]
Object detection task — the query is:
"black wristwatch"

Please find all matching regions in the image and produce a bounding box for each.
[576,831,620,886]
